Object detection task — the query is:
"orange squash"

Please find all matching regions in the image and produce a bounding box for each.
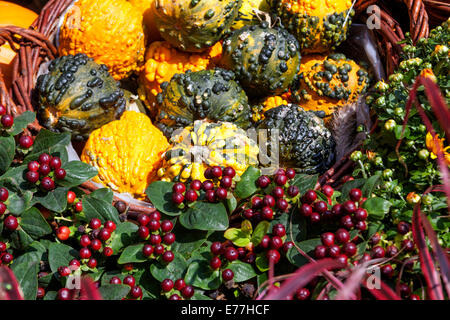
[0,1,37,90]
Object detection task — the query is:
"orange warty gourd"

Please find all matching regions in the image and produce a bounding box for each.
[0,1,37,90]
[138,41,222,114]
[128,0,162,43]
[81,111,169,200]
[58,0,146,80]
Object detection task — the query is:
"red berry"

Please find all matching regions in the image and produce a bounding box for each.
[205,190,216,202]
[89,218,101,229]
[4,215,18,230]
[0,105,5,116]
[225,247,239,261]
[256,175,271,188]
[172,192,184,204]
[270,236,283,250]
[181,285,195,299]
[399,284,411,298]
[410,294,420,300]
[331,203,344,217]
[185,189,198,202]
[369,232,381,245]
[300,203,313,217]
[321,232,335,247]
[104,220,116,232]
[267,249,281,264]
[99,228,111,241]
[303,190,317,204]
[79,248,91,259]
[251,196,263,209]
[1,114,13,128]
[243,208,253,219]
[38,153,51,165]
[38,164,51,177]
[169,294,181,300]
[336,254,349,267]
[40,177,55,191]
[274,174,287,186]
[355,220,367,231]
[222,269,234,281]
[261,206,274,220]
[342,242,357,257]
[287,185,299,197]
[103,247,113,257]
[402,239,415,252]
[163,232,176,245]
[397,221,410,235]
[57,288,71,301]
[0,188,8,202]
[314,201,328,214]
[386,245,399,258]
[272,186,284,198]
[220,176,233,188]
[58,266,71,277]
[56,226,70,241]
[260,235,270,249]
[162,250,174,263]
[0,202,5,216]
[137,214,150,226]
[154,244,165,255]
[296,288,310,300]
[223,167,236,178]
[161,220,173,232]
[310,212,321,223]
[315,245,327,259]
[354,208,368,221]
[1,252,13,264]
[210,242,223,255]
[327,244,341,258]
[210,256,222,269]
[80,235,91,247]
[172,183,186,194]
[282,241,294,254]
[55,168,66,180]
[87,258,97,268]
[90,239,102,251]
[110,276,122,285]
[211,166,222,178]
[174,279,186,291]
[150,234,161,245]
[50,157,62,170]
[0,242,6,252]
[138,226,149,239]
[67,191,76,204]
[190,180,202,191]
[27,161,39,172]
[272,224,286,237]
[371,246,385,258]
[340,215,354,230]
[343,200,357,214]
[215,188,227,200]
[130,286,143,299]
[322,185,334,198]
[123,275,135,287]
[161,279,174,292]
[285,168,296,179]
[148,219,160,232]
[381,264,394,278]
[143,244,154,257]
[37,287,45,299]
[69,259,80,269]
[202,180,214,191]
[349,188,362,202]
[335,228,350,244]
[149,211,161,221]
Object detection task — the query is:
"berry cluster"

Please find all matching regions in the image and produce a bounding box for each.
[0,106,14,129]
[160,278,195,300]
[0,240,13,266]
[137,211,175,263]
[25,153,67,191]
[0,187,19,235]
[257,224,294,265]
[109,275,143,300]
[243,168,298,222]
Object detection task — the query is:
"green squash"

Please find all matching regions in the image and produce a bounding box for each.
[36,53,126,142]
[155,68,252,137]
[219,21,301,98]
[153,0,242,52]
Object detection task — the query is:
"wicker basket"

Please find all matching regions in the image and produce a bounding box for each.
[0,0,448,212]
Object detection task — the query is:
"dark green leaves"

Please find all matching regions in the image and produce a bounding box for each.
[362,197,392,221]
[0,135,15,174]
[362,174,382,198]
[185,261,221,290]
[146,181,183,216]
[171,226,209,259]
[150,254,188,282]
[57,161,98,188]
[98,284,130,300]
[19,207,52,239]
[8,111,35,136]
[227,261,257,282]
[287,238,321,267]
[117,243,147,264]
[234,166,261,199]
[24,129,71,162]
[82,192,120,224]
[250,221,270,246]
[32,187,69,213]
[179,202,228,231]
[291,174,319,196]
[48,243,78,273]
[109,222,139,254]
[10,251,40,300]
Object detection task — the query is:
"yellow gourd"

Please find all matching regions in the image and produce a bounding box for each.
[81,111,169,200]
[251,94,290,123]
[58,0,146,80]
[128,0,162,43]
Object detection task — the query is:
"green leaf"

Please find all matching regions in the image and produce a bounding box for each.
[255,254,269,272]
[146,181,183,216]
[150,254,188,282]
[89,188,114,203]
[192,292,213,300]
[179,202,228,231]
[362,174,381,198]
[57,161,98,188]
[291,174,319,196]
[9,228,34,250]
[20,207,52,239]
[362,197,392,221]
[32,187,69,213]
[117,243,147,264]
[24,129,71,162]
[224,228,251,247]
[48,243,78,273]
[251,221,270,246]
[185,261,221,290]
[171,226,209,259]
[234,166,261,199]
[5,189,33,215]
[10,251,40,300]
[287,238,321,267]
[0,135,15,174]
[227,261,257,282]
[109,222,139,254]
[8,111,35,136]
[98,284,130,300]
[394,125,410,140]
[339,179,366,202]
[226,195,237,213]
[82,193,119,224]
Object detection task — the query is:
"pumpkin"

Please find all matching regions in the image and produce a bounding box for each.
[251,94,290,123]
[271,0,354,54]
[152,0,242,52]
[58,0,146,80]
[290,54,370,123]
[138,41,222,116]
[128,0,162,43]
[232,0,271,30]
[257,104,335,174]
[219,21,301,98]
[36,53,127,142]
[0,1,37,90]
[158,120,259,182]
[81,111,169,199]
[155,68,252,137]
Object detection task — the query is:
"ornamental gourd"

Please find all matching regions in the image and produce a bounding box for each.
[155,68,252,137]
[36,53,126,141]
[153,0,242,52]
[81,111,169,200]
[58,0,146,80]
[271,0,354,54]
[219,21,301,97]
[232,0,271,30]
[158,120,259,182]
[128,0,162,43]
[139,41,222,115]
[251,94,290,123]
[257,104,335,174]
[290,54,370,123]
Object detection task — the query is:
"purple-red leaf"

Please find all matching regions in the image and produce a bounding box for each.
[0,266,24,300]
[363,276,402,300]
[78,276,102,300]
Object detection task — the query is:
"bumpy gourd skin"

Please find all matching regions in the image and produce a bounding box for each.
[139,41,222,115]
[220,21,301,98]
[81,111,169,200]
[290,53,370,123]
[251,94,290,123]
[257,104,335,174]
[232,0,271,30]
[58,0,146,80]
[158,120,259,182]
[155,68,251,138]
[153,0,242,52]
[271,0,354,54]
[36,53,126,142]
